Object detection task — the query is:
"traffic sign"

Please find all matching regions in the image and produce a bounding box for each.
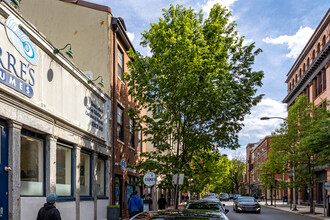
[143,172,156,186]
[325,182,330,190]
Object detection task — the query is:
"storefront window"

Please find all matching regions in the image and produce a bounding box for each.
[80,152,91,196]
[56,144,72,196]
[96,158,105,196]
[20,135,44,196]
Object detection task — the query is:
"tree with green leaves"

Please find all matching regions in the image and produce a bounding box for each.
[124,3,263,208]
[265,95,329,212]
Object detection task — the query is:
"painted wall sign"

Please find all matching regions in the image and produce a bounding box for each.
[85,101,104,131]
[0,67,33,97]
[0,46,35,98]
[5,16,39,65]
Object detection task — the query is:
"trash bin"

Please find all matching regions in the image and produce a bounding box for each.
[282,196,288,202]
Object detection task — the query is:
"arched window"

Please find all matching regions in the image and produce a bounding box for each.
[323,35,326,48]
[289,82,291,91]
[317,43,320,53]
[295,74,298,83]
[307,58,310,68]
[303,63,306,73]
[312,50,315,59]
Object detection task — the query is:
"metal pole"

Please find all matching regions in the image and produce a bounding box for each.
[154,176,157,211]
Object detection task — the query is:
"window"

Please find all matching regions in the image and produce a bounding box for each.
[323,69,326,90]
[129,119,134,149]
[323,35,326,48]
[117,47,124,79]
[303,63,305,73]
[307,58,310,68]
[117,106,124,141]
[312,50,315,59]
[80,152,91,196]
[21,135,44,196]
[96,158,105,196]
[317,43,320,53]
[318,72,322,95]
[314,78,318,99]
[56,144,73,196]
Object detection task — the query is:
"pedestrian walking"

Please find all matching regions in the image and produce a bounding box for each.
[128,191,143,218]
[158,194,167,210]
[37,193,61,220]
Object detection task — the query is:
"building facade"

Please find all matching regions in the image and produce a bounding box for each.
[19,0,145,218]
[245,137,288,200]
[0,1,111,220]
[282,9,329,206]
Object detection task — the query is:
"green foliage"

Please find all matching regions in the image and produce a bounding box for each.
[124,4,263,189]
[265,95,329,212]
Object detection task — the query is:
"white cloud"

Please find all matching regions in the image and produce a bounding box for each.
[238,98,287,145]
[126,32,135,42]
[202,0,238,14]
[262,26,314,58]
[220,98,287,161]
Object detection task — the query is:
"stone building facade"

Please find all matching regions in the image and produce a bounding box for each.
[0,1,111,220]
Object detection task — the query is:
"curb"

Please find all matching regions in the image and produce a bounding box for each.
[261,204,330,220]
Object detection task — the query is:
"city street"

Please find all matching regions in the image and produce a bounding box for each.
[222,201,319,220]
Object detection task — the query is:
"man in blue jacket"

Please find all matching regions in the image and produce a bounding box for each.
[128,191,143,218]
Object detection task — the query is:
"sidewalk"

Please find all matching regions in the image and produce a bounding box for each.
[259,200,330,220]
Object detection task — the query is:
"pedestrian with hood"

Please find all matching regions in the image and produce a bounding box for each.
[127,191,143,218]
[37,193,61,220]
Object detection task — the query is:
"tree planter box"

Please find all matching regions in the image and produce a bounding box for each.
[107,206,120,220]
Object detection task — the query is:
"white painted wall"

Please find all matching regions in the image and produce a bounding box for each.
[56,201,76,220]
[97,199,109,220]
[21,197,45,220]
[80,201,94,220]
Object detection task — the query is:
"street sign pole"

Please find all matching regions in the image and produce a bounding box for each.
[154,175,157,211]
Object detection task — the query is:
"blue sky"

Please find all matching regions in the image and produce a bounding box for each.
[90,0,328,159]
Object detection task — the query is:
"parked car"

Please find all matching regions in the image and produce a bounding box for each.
[202,195,219,200]
[233,196,261,213]
[185,199,229,214]
[219,193,229,201]
[130,209,229,219]
[233,194,241,201]
[229,194,234,199]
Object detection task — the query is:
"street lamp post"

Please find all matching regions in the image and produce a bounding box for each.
[260,116,298,211]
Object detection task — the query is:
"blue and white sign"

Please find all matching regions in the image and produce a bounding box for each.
[5,16,39,65]
[120,159,126,172]
[0,67,33,98]
[143,172,156,187]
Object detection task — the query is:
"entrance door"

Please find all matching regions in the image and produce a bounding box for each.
[0,124,8,219]
[115,176,123,217]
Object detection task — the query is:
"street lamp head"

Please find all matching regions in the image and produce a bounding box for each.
[260,117,270,120]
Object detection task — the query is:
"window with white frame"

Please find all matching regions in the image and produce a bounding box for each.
[96,158,105,196]
[80,152,91,196]
[138,129,142,153]
[117,106,124,141]
[56,144,72,196]
[20,135,44,196]
[117,47,124,79]
[129,119,134,149]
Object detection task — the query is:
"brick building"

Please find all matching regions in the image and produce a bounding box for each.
[282,9,329,206]
[245,137,288,200]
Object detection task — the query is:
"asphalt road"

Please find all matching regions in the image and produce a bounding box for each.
[222,201,317,220]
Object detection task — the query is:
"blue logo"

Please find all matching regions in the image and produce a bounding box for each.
[5,16,39,65]
[0,68,33,98]
[121,159,126,172]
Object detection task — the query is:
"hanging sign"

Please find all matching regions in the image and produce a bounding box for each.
[120,159,126,172]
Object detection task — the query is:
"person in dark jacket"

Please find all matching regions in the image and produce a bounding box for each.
[128,191,143,218]
[157,194,167,210]
[37,193,61,220]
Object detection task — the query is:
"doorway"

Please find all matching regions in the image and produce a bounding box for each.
[0,123,8,219]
